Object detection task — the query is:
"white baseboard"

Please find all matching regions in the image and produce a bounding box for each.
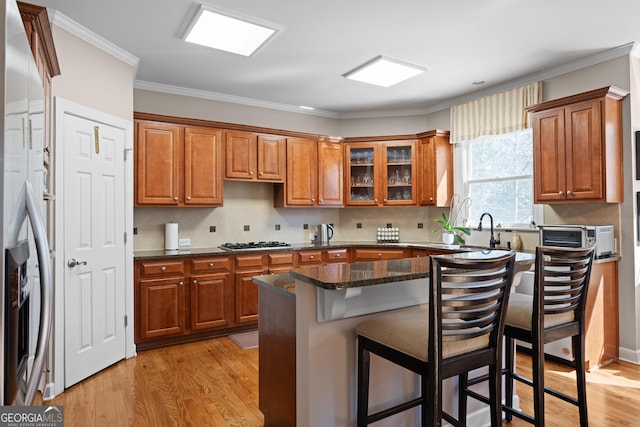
[618,347,640,364]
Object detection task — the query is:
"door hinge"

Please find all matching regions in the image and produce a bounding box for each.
[124,232,127,244]
[124,148,133,161]
[124,315,128,327]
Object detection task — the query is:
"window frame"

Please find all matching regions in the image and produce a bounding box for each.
[453,130,543,231]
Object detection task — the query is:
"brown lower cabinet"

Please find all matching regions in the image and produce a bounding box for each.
[135,255,244,350]
[234,254,268,324]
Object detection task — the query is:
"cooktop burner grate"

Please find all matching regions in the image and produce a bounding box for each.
[219,241,292,251]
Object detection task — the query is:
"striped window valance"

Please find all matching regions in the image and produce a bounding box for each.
[450,82,542,143]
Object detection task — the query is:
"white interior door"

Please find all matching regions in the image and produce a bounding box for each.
[63,113,126,387]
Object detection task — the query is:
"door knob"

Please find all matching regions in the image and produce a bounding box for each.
[67,258,87,268]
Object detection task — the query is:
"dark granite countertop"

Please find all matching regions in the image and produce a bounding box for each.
[253,274,296,298]
[289,250,535,290]
[133,240,473,259]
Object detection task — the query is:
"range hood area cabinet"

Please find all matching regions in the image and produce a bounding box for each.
[135,120,224,206]
[273,138,344,207]
[225,130,285,182]
[528,86,629,204]
[417,130,453,207]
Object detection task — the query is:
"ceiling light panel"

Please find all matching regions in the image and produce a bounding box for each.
[184,5,281,57]
[344,56,427,87]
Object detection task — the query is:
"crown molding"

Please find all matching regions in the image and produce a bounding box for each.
[133,80,340,119]
[47,9,139,71]
[422,42,635,115]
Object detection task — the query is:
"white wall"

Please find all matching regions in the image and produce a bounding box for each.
[50,26,133,121]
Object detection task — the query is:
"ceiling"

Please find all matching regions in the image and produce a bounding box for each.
[33,0,640,118]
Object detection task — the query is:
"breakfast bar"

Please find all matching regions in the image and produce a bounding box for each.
[254,251,535,427]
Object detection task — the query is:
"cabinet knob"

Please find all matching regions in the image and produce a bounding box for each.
[209,263,214,267]
[378,253,382,258]
[559,191,564,195]
[430,197,433,202]
[173,196,178,201]
[179,281,184,286]
[383,198,388,202]
[567,190,572,195]
[259,171,263,176]
[311,198,316,203]
[192,279,197,285]
[310,255,315,259]
[335,254,340,257]
[374,199,378,203]
[186,196,191,200]
[249,171,254,175]
[161,266,166,271]
[319,199,323,202]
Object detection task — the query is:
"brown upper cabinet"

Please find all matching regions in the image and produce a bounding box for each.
[274,138,344,207]
[417,130,452,207]
[527,86,628,204]
[225,131,285,182]
[135,120,224,206]
[345,140,417,207]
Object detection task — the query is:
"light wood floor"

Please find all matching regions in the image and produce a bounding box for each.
[36,337,640,426]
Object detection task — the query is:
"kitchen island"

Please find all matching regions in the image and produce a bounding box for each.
[254,251,534,427]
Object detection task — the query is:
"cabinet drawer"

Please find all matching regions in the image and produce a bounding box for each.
[297,250,323,265]
[191,256,232,273]
[268,252,295,266]
[235,254,266,269]
[138,259,185,277]
[352,248,408,261]
[325,249,348,263]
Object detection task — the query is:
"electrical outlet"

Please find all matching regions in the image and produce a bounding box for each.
[178,238,191,247]
[310,232,317,241]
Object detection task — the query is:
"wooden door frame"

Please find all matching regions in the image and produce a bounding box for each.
[51,97,135,398]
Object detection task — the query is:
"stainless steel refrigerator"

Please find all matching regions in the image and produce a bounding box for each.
[1,0,53,405]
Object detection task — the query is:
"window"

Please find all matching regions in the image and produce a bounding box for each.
[454,129,541,228]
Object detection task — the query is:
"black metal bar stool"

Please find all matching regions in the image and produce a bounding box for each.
[462,244,595,427]
[355,250,516,427]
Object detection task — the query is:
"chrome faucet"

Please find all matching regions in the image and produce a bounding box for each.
[478,212,500,248]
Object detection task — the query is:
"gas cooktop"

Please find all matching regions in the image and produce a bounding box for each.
[219,241,292,251]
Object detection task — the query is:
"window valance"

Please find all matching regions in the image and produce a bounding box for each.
[450,82,542,143]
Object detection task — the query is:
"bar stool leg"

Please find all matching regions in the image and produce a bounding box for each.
[572,334,589,427]
[504,336,514,422]
[488,362,501,427]
[532,339,545,427]
[357,337,370,427]
[458,373,468,425]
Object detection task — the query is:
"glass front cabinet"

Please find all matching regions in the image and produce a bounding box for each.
[345,140,417,206]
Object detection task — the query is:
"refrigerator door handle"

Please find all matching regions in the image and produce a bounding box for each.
[22,180,53,405]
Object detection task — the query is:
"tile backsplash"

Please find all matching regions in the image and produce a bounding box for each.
[133,181,620,253]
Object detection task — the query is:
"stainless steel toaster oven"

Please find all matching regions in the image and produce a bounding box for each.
[539,225,615,258]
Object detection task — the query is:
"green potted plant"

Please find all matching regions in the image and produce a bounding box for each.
[433,195,471,245]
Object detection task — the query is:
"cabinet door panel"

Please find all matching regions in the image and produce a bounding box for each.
[565,100,603,200]
[533,108,566,201]
[258,134,285,181]
[138,277,185,339]
[136,122,181,205]
[286,138,317,205]
[235,270,264,323]
[191,273,233,331]
[184,127,223,205]
[226,131,257,179]
[318,141,343,206]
